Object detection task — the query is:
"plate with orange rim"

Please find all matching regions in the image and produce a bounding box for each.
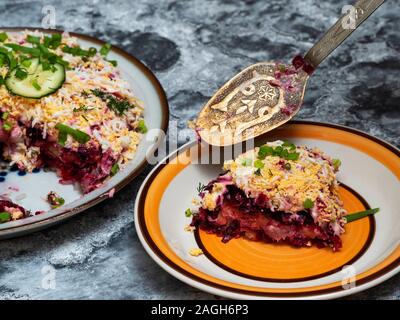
[134,120,400,299]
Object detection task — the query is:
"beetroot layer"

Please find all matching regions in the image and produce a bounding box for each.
[0,124,117,194]
[191,184,342,251]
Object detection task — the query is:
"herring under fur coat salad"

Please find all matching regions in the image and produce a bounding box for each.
[0,30,147,222]
[190,141,347,251]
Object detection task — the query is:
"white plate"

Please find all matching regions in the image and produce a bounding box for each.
[0,28,169,238]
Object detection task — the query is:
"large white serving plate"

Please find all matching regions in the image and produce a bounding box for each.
[0,28,169,238]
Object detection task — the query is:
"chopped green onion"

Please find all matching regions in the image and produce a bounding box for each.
[55,123,90,146]
[303,198,314,209]
[106,59,117,67]
[185,208,192,217]
[0,211,11,223]
[278,64,286,72]
[52,197,65,208]
[282,141,296,150]
[0,32,8,42]
[332,158,341,170]
[15,68,28,80]
[47,191,65,208]
[32,79,41,90]
[2,111,9,120]
[111,163,119,176]
[26,35,41,45]
[273,146,283,155]
[254,159,264,170]
[258,143,299,161]
[0,47,17,69]
[5,43,41,57]
[62,45,97,57]
[137,119,148,133]
[100,43,112,57]
[88,47,97,56]
[345,208,379,223]
[2,122,12,131]
[286,152,300,161]
[258,145,273,159]
[43,34,62,49]
[21,59,32,68]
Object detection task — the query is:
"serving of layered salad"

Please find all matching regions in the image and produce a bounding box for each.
[190,141,347,251]
[0,30,147,222]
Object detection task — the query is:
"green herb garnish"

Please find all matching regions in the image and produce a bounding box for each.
[15,67,28,80]
[196,182,206,194]
[254,168,262,176]
[2,122,11,131]
[100,43,112,57]
[52,197,65,208]
[258,145,274,159]
[303,198,314,209]
[1,111,9,120]
[332,158,341,170]
[185,208,192,217]
[47,191,65,208]
[62,45,97,57]
[55,123,90,146]
[282,141,296,150]
[91,89,135,116]
[26,35,41,45]
[0,32,8,42]
[43,34,62,49]
[345,208,379,223]
[286,152,300,161]
[32,78,41,90]
[258,143,299,161]
[106,59,117,67]
[137,119,148,133]
[5,43,41,57]
[254,159,265,170]
[21,59,32,68]
[111,163,119,176]
[0,211,11,223]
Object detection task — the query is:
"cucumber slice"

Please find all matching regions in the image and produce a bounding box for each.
[5,58,65,99]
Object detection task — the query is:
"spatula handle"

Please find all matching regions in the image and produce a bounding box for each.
[304,0,385,69]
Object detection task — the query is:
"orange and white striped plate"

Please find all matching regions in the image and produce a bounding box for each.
[134,121,400,299]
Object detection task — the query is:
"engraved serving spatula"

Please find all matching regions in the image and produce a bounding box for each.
[196,0,385,146]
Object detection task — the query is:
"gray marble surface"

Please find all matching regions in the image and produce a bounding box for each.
[0,0,399,300]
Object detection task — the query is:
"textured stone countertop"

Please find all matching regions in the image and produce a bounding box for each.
[0,0,399,299]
